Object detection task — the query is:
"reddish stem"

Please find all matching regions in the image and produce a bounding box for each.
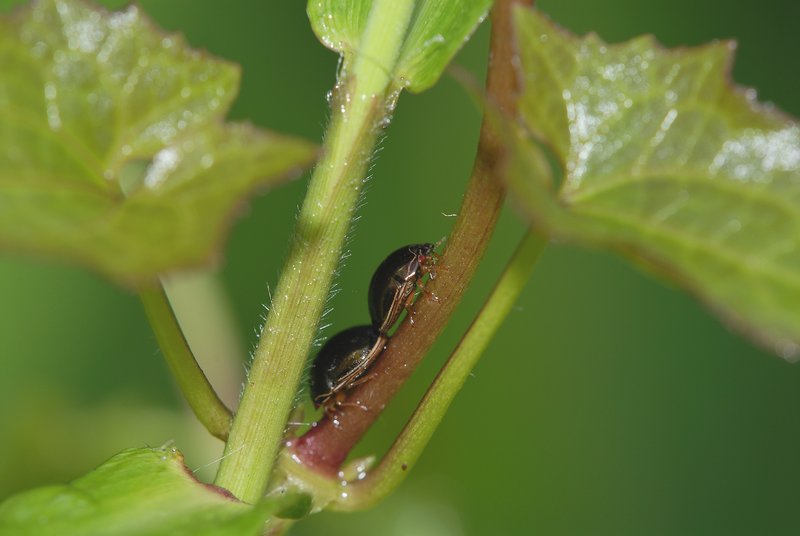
[292,0,531,475]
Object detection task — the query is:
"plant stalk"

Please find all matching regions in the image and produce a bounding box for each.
[162,272,246,409]
[214,0,417,503]
[292,0,532,474]
[139,285,232,441]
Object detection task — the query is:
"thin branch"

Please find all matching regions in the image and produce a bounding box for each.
[139,285,232,441]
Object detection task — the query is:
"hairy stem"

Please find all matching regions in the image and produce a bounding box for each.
[139,285,232,441]
[292,0,532,474]
[214,0,417,503]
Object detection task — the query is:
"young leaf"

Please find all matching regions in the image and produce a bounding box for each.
[505,7,800,359]
[307,0,491,92]
[0,446,309,536]
[0,0,316,286]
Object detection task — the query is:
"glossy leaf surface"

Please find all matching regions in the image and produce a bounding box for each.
[307,0,491,92]
[507,7,800,359]
[0,0,316,285]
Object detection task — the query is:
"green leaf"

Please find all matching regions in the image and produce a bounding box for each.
[0,0,316,286]
[506,6,800,359]
[0,446,310,536]
[307,0,491,93]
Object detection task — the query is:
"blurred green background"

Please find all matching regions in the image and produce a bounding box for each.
[1,1,799,534]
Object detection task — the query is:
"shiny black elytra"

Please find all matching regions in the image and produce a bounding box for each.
[310,243,435,411]
[310,325,385,409]
[368,243,435,335]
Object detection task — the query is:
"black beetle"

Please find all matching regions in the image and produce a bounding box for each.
[368,243,436,335]
[310,325,386,409]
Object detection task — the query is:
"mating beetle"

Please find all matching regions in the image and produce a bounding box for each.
[311,325,386,409]
[368,243,436,335]
[311,243,436,412]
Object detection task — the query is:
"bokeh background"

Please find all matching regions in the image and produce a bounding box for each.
[1,1,799,534]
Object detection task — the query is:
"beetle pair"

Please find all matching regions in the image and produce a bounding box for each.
[311,243,437,412]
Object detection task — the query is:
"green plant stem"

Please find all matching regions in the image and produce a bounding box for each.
[214,0,417,503]
[139,285,232,441]
[335,229,546,509]
[162,272,246,408]
[292,0,531,475]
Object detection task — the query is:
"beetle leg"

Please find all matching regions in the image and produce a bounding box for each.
[421,287,439,303]
[346,370,378,390]
[405,290,418,325]
[412,281,440,305]
[314,391,334,407]
[324,398,369,427]
[419,251,443,279]
[323,401,342,428]
[337,400,369,412]
[284,405,310,428]
[425,258,448,281]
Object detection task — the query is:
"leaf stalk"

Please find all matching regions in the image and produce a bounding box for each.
[139,285,232,441]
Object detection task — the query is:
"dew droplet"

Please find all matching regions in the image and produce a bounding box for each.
[776,340,799,361]
[143,147,181,189]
